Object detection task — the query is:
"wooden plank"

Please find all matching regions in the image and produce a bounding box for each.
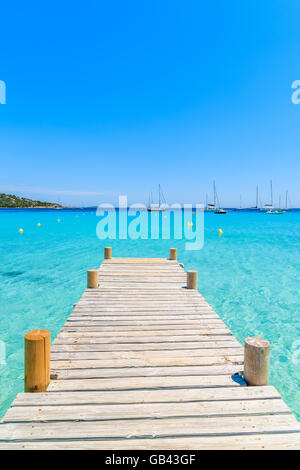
[75,299,210,303]
[50,355,244,369]
[1,433,300,449]
[80,298,205,301]
[98,277,188,280]
[0,415,299,442]
[98,285,188,288]
[99,274,187,278]
[66,318,222,325]
[78,298,205,302]
[50,364,243,380]
[59,327,229,336]
[55,331,232,342]
[99,271,184,275]
[67,316,220,322]
[81,290,201,295]
[50,348,244,361]
[63,320,226,328]
[47,374,246,391]
[53,336,235,346]
[61,314,226,322]
[71,306,218,312]
[65,317,219,325]
[3,399,291,423]
[71,310,217,315]
[78,302,207,305]
[100,266,183,269]
[74,301,209,305]
[99,280,183,282]
[102,258,178,263]
[51,340,242,352]
[11,386,281,406]
[73,304,213,308]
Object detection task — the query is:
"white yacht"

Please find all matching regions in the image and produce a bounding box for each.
[147,185,167,212]
[205,181,226,213]
[261,181,275,211]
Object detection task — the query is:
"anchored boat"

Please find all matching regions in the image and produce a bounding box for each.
[147,184,167,211]
[205,181,227,213]
[214,182,227,214]
[264,184,288,214]
[237,195,245,210]
[261,180,275,212]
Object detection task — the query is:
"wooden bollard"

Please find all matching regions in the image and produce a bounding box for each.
[24,329,50,393]
[244,337,270,386]
[169,248,177,260]
[187,270,197,289]
[104,246,112,259]
[87,270,98,288]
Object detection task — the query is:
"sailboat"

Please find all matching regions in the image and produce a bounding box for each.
[213,182,227,214]
[265,184,286,214]
[284,190,292,211]
[214,200,227,214]
[266,208,286,214]
[147,184,167,211]
[206,181,226,212]
[205,182,217,211]
[250,186,259,210]
[261,180,275,211]
[237,195,245,210]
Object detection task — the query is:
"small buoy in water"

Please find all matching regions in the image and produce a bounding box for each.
[19,228,23,233]
[219,228,223,235]
[76,215,78,218]
[57,219,60,222]
[187,221,193,227]
[37,223,41,227]
[192,212,195,215]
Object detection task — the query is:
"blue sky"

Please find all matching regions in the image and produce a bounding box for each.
[1,0,300,206]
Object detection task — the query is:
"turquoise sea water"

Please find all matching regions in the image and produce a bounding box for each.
[0,208,299,419]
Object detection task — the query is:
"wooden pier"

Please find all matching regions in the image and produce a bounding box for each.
[0,250,299,449]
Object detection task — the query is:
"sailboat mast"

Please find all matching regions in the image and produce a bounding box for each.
[256,185,258,207]
[216,191,220,209]
[213,181,216,206]
[285,190,288,210]
[158,184,161,207]
[270,180,273,206]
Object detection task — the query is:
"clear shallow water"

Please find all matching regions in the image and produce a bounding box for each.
[0,208,299,419]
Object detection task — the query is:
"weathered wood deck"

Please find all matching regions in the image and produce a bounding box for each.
[0,256,299,449]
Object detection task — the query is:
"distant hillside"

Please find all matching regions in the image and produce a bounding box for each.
[0,193,63,208]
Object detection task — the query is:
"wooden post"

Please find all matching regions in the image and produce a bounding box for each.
[87,270,98,288]
[104,246,112,259]
[24,329,50,393]
[169,248,177,260]
[187,270,197,289]
[244,337,270,386]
